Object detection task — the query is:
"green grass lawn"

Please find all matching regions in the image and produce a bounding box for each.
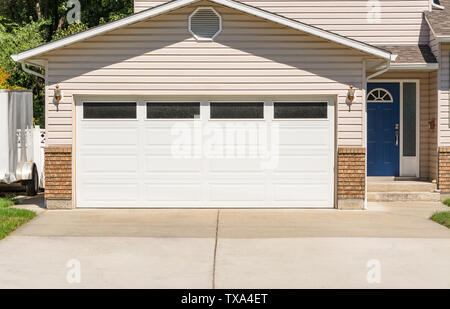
[430,211,450,229]
[0,197,36,240]
[430,200,450,229]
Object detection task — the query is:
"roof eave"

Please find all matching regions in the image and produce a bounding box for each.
[437,36,450,42]
[12,0,198,62]
[390,63,439,70]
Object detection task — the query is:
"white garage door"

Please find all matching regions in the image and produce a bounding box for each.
[76,99,334,208]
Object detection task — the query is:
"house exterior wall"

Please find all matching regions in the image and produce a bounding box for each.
[374,70,438,181]
[134,0,431,45]
[439,43,450,147]
[37,1,367,148]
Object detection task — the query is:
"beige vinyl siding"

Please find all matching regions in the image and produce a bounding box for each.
[135,0,430,44]
[35,1,367,147]
[439,44,450,146]
[375,71,437,180]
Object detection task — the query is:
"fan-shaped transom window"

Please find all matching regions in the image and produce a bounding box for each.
[189,7,222,40]
[367,88,394,103]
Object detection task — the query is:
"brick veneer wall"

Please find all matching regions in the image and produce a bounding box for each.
[44,146,72,201]
[337,147,366,209]
[438,147,450,194]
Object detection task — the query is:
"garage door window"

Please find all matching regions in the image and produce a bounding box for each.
[83,102,137,119]
[274,102,327,119]
[147,102,200,119]
[210,102,264,119]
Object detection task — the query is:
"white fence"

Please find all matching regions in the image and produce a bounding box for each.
[17,126,46,188]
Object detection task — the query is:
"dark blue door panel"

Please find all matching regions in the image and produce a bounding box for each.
[367,82,400,176]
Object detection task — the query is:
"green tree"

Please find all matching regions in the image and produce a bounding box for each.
[0,0,134,126]
[0,18,48,126]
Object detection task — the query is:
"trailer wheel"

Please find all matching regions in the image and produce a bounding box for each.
[25,165,39,196]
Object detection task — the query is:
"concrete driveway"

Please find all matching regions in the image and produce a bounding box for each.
[0,198,449,288]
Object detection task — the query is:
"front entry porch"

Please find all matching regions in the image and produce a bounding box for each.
[366,70,439,184]
[367,176,440,202]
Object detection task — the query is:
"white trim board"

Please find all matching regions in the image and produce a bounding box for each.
[390,63,439,70]
[11,0,395,62]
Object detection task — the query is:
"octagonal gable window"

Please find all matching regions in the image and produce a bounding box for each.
[189,7,222,41]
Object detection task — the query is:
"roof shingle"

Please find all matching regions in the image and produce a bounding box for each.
[378,45,437,64]
[425,0,450,36]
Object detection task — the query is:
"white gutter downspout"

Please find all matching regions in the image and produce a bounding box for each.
[21,61,45,80]
[432,2,445,10]
[367,59,391,80]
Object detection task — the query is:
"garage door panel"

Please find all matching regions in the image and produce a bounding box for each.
[145,124,199,145]
[80,127,139,146]
[144,145,203,157]
[277,147,333,157]
[278,127,330,146]
[144,184,202,202]
[209,158,266,173]
[80,155,138,174]
[145,157,202,172]
[80,183,138,203]
[274,183,332,203]
[209,184,266,202]
[274,155,331,173]
[143,175,202,183]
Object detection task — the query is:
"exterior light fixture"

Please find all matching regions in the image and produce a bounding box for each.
[347,85,355,104]
[429,118,436,130]
[54,85,62,103]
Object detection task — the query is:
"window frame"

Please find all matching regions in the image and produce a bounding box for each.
[272,101,330,121]
[145,101,202,120]
[209,101,265,120]
[81,101,138,121]
[367,88,394,103]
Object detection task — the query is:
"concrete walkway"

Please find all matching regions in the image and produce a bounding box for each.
[0,199,449,288]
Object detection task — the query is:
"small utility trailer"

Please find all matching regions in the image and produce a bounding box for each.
[0,89,41,196]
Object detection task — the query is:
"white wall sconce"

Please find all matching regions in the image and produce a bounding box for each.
[347,85,355,104]
[53,85,62,111]
[54,85,62,103]
[428,118,436,130]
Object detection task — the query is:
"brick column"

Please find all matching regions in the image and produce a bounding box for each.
[337,147,366,210]
[44,146,73,209]
[438,147,450,198]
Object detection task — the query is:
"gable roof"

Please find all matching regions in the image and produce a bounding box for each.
[12,0,395,62]
[425,0,450,40]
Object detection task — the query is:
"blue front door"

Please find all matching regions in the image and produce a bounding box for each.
[367,82,400,176]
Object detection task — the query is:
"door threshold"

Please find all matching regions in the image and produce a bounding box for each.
[367,176,419,182]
